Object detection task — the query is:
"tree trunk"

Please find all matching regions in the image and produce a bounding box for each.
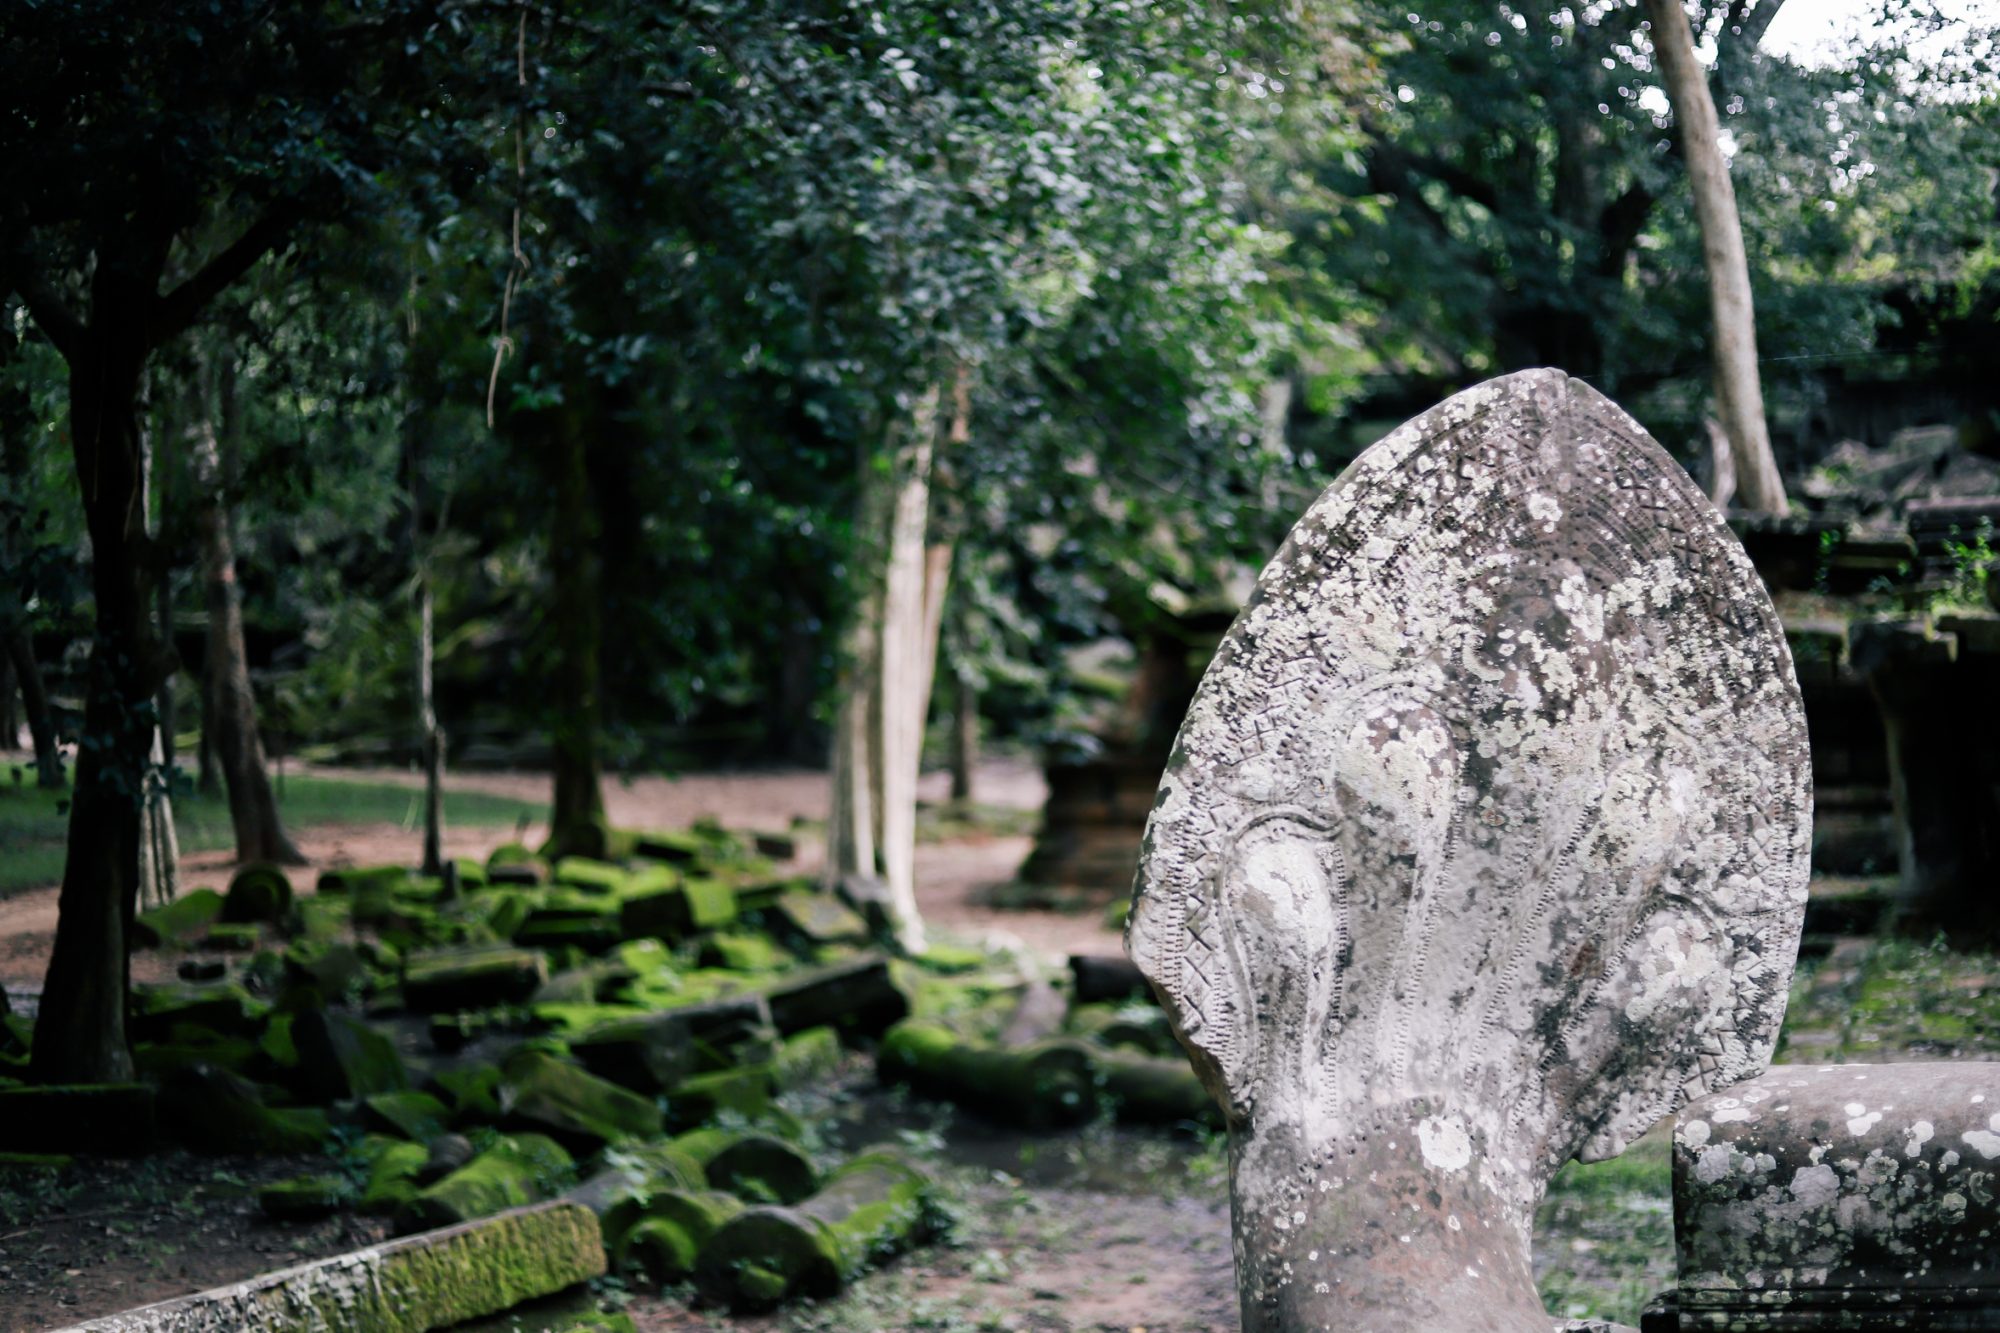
[825,602,879,890]
[417,568,445,877]
[873,386,943,955]
[134,371,177,910]
[189,390,303,865]
[1645,0,1788,514]
[949,662,976,804]
[0,654,16,749]
[34,287,163,1085]
[405,325,446,878]
[8,633,62,789]
[0,364,62,789]
[545,405,607,860]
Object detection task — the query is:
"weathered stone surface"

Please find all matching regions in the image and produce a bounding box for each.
[55,1200,604,1332]
[1127,371,1813,1332]
[1667,1061,2000,1330]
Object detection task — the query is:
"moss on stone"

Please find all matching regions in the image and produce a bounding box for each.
[402,945,548,1012]
[878,1019,1100,1129]
[699,930,791,974]
[912,944,987,975]
[551,857,633,896]
[0,1083,156,1155]
[500,1048,665,1150]
[362,1089,450,1141]
[663,1065,774,1133]
[131,888,225,948]
[258,1172,358,1220]
[222,864,296,924]
[159,1064,332,1154]
[613,1188,745,1283]
[393,1134,575,1234]
[317,864,413,895]
[674,1127,818,1205]
[358,1135,431,1213]
[292,1009,410,1102]
[76,1200,605,1332]
[772,1025,842,1090]
[430,1064,505,1123]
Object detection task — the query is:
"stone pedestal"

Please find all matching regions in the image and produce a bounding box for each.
[1657,1062,2000,1331]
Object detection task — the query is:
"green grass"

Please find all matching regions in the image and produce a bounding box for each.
[1534,1132,1674,1326]
[0,774,547,898]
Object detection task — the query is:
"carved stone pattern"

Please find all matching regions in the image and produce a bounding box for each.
[1129,369,1812,1227]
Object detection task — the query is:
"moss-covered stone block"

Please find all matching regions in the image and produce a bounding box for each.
[612,1188,744,1284]
[499,1049,663,1151]
[699,930,791,974]
[316,864,413,895]
[392,1133,575,1234]
[551,857,632,896]
[878,1019,1100,1129]
[158,1063,332,1154]
[565,994,770,1095]
[767,888,870,948]
[356,1135,431,1214]
[674,1127,817,1205]
[563,1140,706,1221]
[764,955,911,1039]
[402,945,548,1012]
[362,1089,450,1141]
[131,888,225,949]
[284,939,374,1000]
[129,981,269,1042]
[132,1032,262,1080]
[430,1064,505,1123]
[200,922,262,952]
[631,828,708,865]
[63,1200,605,1332]
[292,1009,409,1103]
[222,864,296,924]
[772,1025,843,1091]
[693,1151,933,1310]
[663,1065,773,1133]
[0,1083,156,1155]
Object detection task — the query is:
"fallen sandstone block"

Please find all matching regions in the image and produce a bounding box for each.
[392,1133,575,1234]
[693,1150,935,1310]
[613,1188,745,1283]
[499,1048,664,1151]
[54,1199,604,1332]
[878,1019,1098,1129]
[131,889,224,948]
[222,864,295,924]
[401,945,548,1012]
[763,955,910,1038]
[567,994,772,1094]
[0,1083,156,1155]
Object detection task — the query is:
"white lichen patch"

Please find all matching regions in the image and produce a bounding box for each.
[1417,1115,1473,1172]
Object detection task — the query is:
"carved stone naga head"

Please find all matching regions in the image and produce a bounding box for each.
[1128,371,1812,1332]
